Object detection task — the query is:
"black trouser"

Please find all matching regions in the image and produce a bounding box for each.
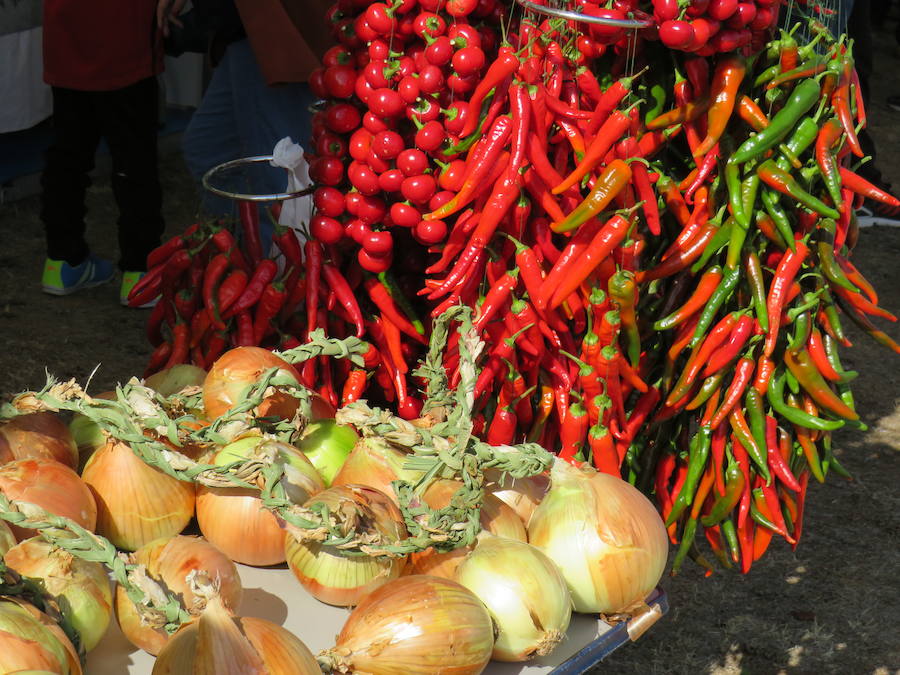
[847,0,882,185]
[40,77,164,271]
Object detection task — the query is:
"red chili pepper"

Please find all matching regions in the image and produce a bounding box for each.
[238,201,263,266]
[252,283,287,344]
[234,311,255,346]
[764,240,809,358]
[791,472,810,550]
[832,55,863,157]
[163,321,190,370]
[637,221,719,282]
[737,95,769,132]
[146,226,193,270]
[667,313,738,407]
[458,47,519,138]
[211,228,249,272]
[535,217,603,310]
[585,69,644,136]
[213,269,248,330]
[657,174,692,229]
[224,259,278,319]
[708,357,755,429]
[695,55,745,157]
[272,225,303,267]
[341,369,368,406]
[655,266,724,331]
[203,330,228,364]
[838,167,900,207]
[143,340,173,378]
[703,314,754,376]
[765,415,802,492]
[321,263,364,338]
[202,253,231,322]
[558,399,589,463]
[363,277,427,345]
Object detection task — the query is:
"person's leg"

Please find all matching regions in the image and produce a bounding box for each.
[181,45,242,218]
[97,76,165,272]
[40,86,101,266]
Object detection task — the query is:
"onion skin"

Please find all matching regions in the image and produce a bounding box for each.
[0,458,97,541]
[0,598,82,674]
[0,520,14,556]
[320,574,495,675]
[203,347,335,421]
[152,596,319,675]
[527,459,668,614]
[68,391,115,471]
[81,440,194,551]
[114,535,243,656]
[144,364,207,397]
[196,437,324,567]
[285,484,407,606]
[4,537,113,652]
[456,536,572,662]
[485,470,550,526]
[408,479,526,580]
[294,420,358,486]
[331,437,423,505]
[0,412,78,469]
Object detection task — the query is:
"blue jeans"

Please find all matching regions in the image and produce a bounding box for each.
[182,38,314,244]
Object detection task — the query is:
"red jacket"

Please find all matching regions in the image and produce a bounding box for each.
[43,0,163,91]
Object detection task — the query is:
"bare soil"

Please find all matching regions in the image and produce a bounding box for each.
[2,23,900,675]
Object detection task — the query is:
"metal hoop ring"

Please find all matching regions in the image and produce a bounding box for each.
[514,0,654,28]
[201,155,315,202]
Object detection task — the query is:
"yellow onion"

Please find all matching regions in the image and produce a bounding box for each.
[114,534,242,656]
[203,347,334,421]
[455,535,572,661]
[285,484,407,606]
[67,391,115,471]
[485,469,550,525]
[527,459,668,614]
[331,436,423,505]
[143,364,207,397]
[152,595,319,675]
[0,520,14,556]
[293,419,358,486]
[319,575,494,675]
[81,439,195,551]
[0,412,78,469]
[0,597,82,674]
[0,458,96,541]
[196,435,325,566]
[408,479,526,580]
[4,537,113,652]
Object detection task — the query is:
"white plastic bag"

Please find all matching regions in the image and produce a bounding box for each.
[269,136,312,259]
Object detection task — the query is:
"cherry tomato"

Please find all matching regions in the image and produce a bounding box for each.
[325,103,361,134]
[394,55,416,79]
[710,27,750,52]
[686,0,710,16]
[362,230,393,257]
[406,97,440,123]
[372,130,405,160]
[356,195,387,225]
[443,102,469,135]
[750,6,775,30]
[345,219,371,245]
[344,191,364,216]
[437,159,466,191]
[364,3,395,34]
[708,0,738,21]
[418,0,442,11]
[401,174,437,204]
[413,12,446,40]
[353,15,378,43]
[357,248,392,273]
[428,190,454,212]
[309,68,327,98]
[447,73,477,95]
[417,64,445,94]
[354,74,373,103]
[583,7,625,42]
[379,169,405,192]
[425,36,454,66]
[685,17,718,50]
[398,75,420,103]
[397,149,429,176]
[445,0,478,17]
[415,120,445,152]
[473,0,496,18]
[392,0,416,12]
[652,0,680,22]
[368,39,390,61]
[313,187,345,218]
[726,2,756,29]
[363,111,389,133]
[310,215,344,244]
[390,202,421,228]
[363,61,391,88]
[322,46,352,68]
[414,218,447,244]
[324,65,356,99]
[452,46,485,77]
[347,161,381,196]
[659,20,696,50]
[365,150,391,174]
[310,156,344,186]
[315,133,346,158]
[348,128,372,161]
[368,88,405,117]
[447,23,481,49]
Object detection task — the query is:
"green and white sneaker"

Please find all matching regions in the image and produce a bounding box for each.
[41,255,114,296]
[120,271,158,308]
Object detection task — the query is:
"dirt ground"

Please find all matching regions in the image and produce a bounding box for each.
[2,20,900,675]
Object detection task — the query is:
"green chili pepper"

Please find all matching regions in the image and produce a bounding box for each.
[767,370,845,431]
[732,79,821,164]
[741,173,760,219]
[693,217,734,273]
[785,291,823,323]
[774,117,821,173]
[819,283,848,343]
[750,495,782,533]
[822,332,858,382]
[689,266,741,348]
[761,189,796,250]
[815,219,858,292]
[721,518,740,562]
[726,159,748,229]
[672,517,698,575]
[788,311,812,352]
[666,426,712,526]
[730,405,771,481]
[821,433,853,479]
[689,371,726,410]
[744,388,768,459]
[644,83,667,125]
[758,160,840,219]
[744,250,769,332]
[702,459,746,527]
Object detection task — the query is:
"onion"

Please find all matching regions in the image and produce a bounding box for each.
[0,597,82,674]
[408,479,526,580]
[196,435,325,566]
[0,458,97,541]
[527,459,668,614]
[81,439,195,551]
[152,595,319,675]
[68,391,115,471]
[285,484,407,606]
[114,534,243,656]
[203,347,335,421]
[331,436,423,505]
[293,419,358,486]
[455,535,572,661]
[485,469,550,525]
[318,575,494,675]
[0,520,14,556]
[0,412,78,469]
[143,364,207,397]
[4,537,113,652]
